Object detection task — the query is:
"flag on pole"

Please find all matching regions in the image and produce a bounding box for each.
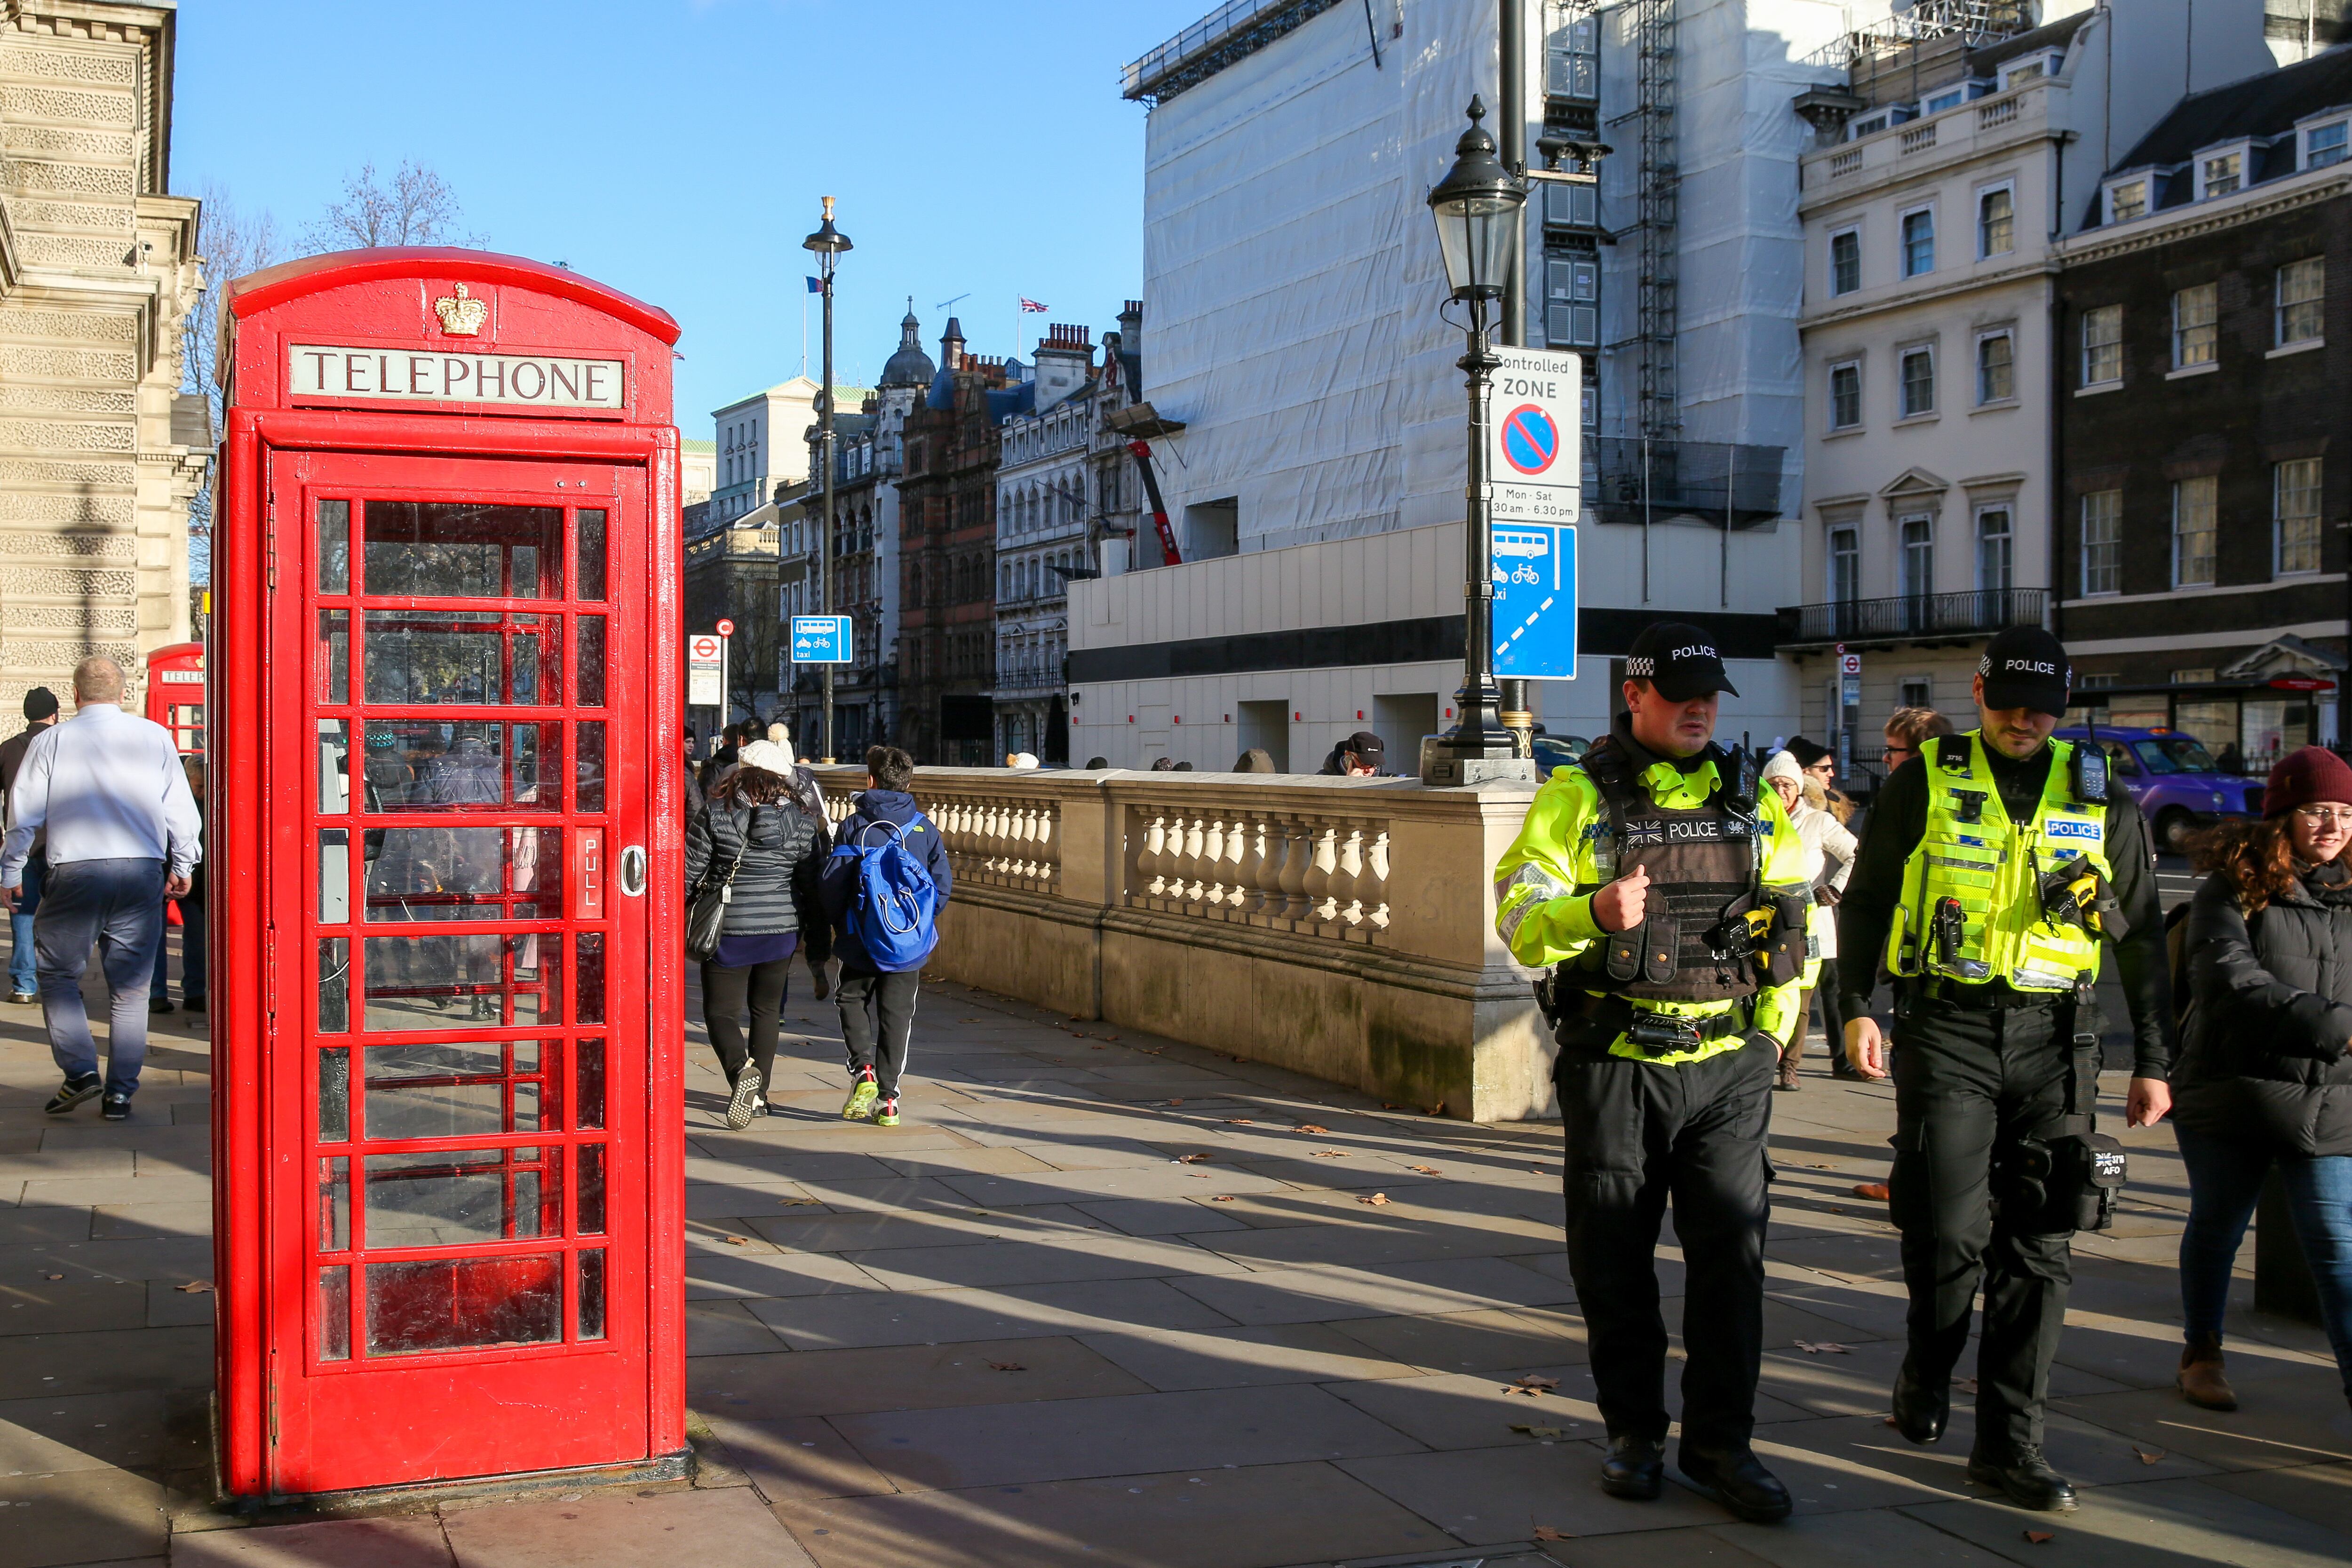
[1018,296,1048,313]
[806,277,824,293]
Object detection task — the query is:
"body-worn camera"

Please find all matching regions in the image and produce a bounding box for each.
[2001,1133,2127,1233]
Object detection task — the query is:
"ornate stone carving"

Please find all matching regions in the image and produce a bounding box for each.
[18,234,137,268]
[0,528,136,561]
[1,159,135,196]
[0,346,136,379]
[0,493,135,526]
[3,197,133,231]
[0,384,134,414]
[1,125,132,158]
[0,46,139,85]
[0,566,137,598]
[0,418,134,451]
[0,85,137,125]
[0,305,135,339]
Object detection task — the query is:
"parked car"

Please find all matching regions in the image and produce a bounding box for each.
[2052,725,2265,853]
[1532,733,1589,780]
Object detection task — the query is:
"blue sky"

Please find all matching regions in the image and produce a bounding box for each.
[172,0,1208,428]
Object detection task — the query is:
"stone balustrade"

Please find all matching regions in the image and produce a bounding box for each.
[811,765,1553,1122]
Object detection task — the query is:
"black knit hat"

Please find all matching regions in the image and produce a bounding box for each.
[22,688,56,721]
[1784,735,1832,770]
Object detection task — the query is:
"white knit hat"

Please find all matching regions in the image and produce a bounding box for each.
[1760,748,1803,785]
[737,736,796,776]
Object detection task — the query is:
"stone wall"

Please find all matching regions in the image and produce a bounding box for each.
[0,4,205,714]
[813,765,1558,1122]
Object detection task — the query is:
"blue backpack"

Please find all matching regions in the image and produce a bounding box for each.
[831,818,940,971]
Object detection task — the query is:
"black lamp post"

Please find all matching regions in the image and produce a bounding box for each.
[803,196,851,763]
[1422,97,1533,785]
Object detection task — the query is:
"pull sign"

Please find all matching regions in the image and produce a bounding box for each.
[575,830,604,920]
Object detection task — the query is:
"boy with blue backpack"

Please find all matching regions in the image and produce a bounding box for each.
[820,745,951,1127]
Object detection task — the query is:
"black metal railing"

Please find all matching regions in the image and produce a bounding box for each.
[1777,588,2046,647]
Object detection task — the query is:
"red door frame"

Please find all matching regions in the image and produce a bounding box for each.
[143,641,205,755]
[215,384,683,1492]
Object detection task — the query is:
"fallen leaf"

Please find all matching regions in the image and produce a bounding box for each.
[1853,1182,1891,1201]
[1794,1341,1850,1355]
[1294,1123,1329,1134]
[1109,1036,1122,1042]
[1208,1195,1237,1202]
[1383,1102,1406,1111]
[1956,1376,1979,1392]
[1177,1153,1212,1164]
[1506,1384,1542,1397]
[1530,1164,1548,1175]
[2024,1531,2055,1545]
[986,1360,1027,1372]
[2133,1446,2164,1465]
[1358,1192,1390,1206]
[1534,1525,1569,1541]
[1512,1374,1560,1391]
[1425,1101,1446,1116]
[719,1235,750,1247]
[777,1197,821,1206]
[1163,1098,1185,1107]
[43,1274,62,1281]
[1510,1424,1568,1438]
[1225,1118,1254,1125]
[1311,1150,1348,1158]
[1408,1165,1442,1175]
[175,1280,213,1294]
[1090,1044,1106,1050]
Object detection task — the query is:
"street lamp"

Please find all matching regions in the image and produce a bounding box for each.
[803,196,852,763]
[1422,97,1533,785]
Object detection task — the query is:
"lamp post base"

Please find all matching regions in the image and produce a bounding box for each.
[1420,728,1537,786]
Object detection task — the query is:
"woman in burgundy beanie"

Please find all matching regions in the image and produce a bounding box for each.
[2174,744,2352,1417]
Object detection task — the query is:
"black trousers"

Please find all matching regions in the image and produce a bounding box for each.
[701,958,791,1090]
[1558,1031,1776,1452]
[1814,958,1857,1070]
[1889,997,2086,1458]
[838,967,921,1098]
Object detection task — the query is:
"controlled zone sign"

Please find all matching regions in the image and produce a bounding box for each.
[791,615,852,665]
[685,633,723,706]
[1490,347,1581,525]
[1491,522,1578,681]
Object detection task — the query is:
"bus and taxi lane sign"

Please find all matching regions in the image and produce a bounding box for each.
[1492,522,1578,681]
[791,615,853,665]
[1490,347,1581,526]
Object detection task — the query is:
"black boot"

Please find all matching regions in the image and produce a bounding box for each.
[1966,1448,2078,1512]
[1891,1362,1948,1443]
[1599,1433,1664,1500]
[1678,1444,1793,1523]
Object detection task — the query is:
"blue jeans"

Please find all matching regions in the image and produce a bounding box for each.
[8,852,42,995]
[2175,1123,2352,1397]
[33,858,164,1097]
[149,894,203,1000]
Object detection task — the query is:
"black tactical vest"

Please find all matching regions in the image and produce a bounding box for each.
[1576,738,1761,1004]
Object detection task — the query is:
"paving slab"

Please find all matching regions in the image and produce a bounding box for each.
[690,1336,1152,1419]
[743,1276,1238,1350]
[1897,1473,2352,1568]
[439,1486,816,1568]
[169,1517,453,1567]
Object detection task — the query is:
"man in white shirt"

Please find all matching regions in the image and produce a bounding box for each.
[0,657,201,1120]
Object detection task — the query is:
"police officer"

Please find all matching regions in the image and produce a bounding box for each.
[1838,627,2172,1512]
[1495,623,1814,1523]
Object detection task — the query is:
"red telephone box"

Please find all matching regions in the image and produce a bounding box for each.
[143,641,205,755]
[209,249,685,1500]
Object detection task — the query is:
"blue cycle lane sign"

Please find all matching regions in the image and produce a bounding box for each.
[790,614,853,665]
[1488,347,1581,679]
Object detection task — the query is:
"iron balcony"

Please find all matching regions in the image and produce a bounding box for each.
[1777,588,2046,650]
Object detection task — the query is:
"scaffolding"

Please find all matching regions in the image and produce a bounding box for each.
[1802,0,2033,69]
[1631,0,1678,443]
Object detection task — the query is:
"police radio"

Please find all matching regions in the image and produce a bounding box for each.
[1720,732,1759,816]
[2074,721,2110,804]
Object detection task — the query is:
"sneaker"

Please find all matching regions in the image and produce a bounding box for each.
[149,995,175,1015]
[724,1066,764,1130]
[183,994,207,1013]
[841,1071,879,1122]
[7,990,34,1005]
[872,1095,901,1128]
[101,1093,131,1122]
[44,1074,100,1115]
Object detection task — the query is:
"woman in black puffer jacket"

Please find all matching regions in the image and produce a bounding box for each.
[2176,746,2352,1415]
[685,738,831,1129]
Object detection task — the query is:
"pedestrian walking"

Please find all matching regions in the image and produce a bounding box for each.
[0,688,60,1005]
[1494,622,1813,1523]
[822,746,950,1129]
[2171,746,2352,1414]
[1761,749,1854,1090]
[149,755,207,1014]
[685,736,832,1130]
[1838,628,2172,1512]
[0,658,202,1121]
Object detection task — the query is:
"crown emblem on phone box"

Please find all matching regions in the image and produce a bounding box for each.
[434,283,487,337]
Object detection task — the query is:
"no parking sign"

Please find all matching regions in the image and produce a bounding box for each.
[1490,347,1581,525]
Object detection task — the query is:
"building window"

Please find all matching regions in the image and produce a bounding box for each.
[1978,186,2014,257]
[1830,228,1860,295]
[1900,207,1935,276]
[2278,257,2325,346]
[2310,119,2350,168]
[1828,360,1862,429]
[2200,150,2242,199]
[2106,180,2147,223]
[1976,331,2015,403]
[1976,507,2013,591]
[2172,283,2218,368]
[2081,489,2122,596]
[1899,346,1935,417]
[1828,524,1859,602]
[1899,515,1934,600]
[2277,457,2323,575]
[2173,475,2218,587]
[1544,255,1599,348]
[1900,677,1934,708]
[2082,304,2123,385]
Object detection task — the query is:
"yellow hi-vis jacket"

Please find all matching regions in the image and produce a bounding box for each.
[1494,749,1810,1064]
[1890,731,2111,992]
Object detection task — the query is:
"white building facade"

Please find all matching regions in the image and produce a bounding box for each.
[1070,0,1854,772]
[709,375,870,525]
[1789,0,2275,768]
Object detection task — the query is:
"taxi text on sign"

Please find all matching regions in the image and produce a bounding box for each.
[1489,347,1581,526]
[792,615,852,666]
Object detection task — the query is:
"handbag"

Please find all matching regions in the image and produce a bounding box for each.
[685,804,752,962]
